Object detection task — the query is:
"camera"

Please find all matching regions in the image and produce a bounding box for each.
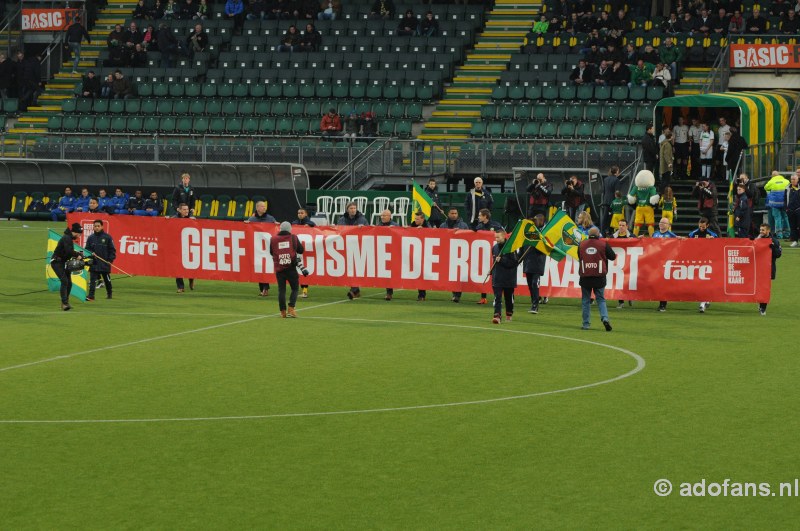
[295,257,309,276]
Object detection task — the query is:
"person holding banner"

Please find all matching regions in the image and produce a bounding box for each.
[689,217,717,313]
[85,220,116,301]
[377,209,399,300]
[292,208,316,298]
[51,223,84,311]
[491,230,518,324]
[339,202,369,300]
[440,208,469,302]
[756,223,782,316]
[652,217,678,312]
[578,227,615,331]
[246,201,277,296]
[270,222,305,318]
[410,211,431,301]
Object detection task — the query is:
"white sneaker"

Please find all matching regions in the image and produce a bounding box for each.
[699,302,706,313]
[792,241,798,248]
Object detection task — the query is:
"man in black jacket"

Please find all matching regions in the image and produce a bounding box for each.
[338,202,368,299]
[641,124,659,174]
[66,16,91,73]
[464,176,493,227]
[16,51,41,112]
[171,172,196,215]
[523,214,547,314]
[526,172,552,219]
[423,178,443,227]
[600,166,626,235]
[80,70,101,98]
[491,230,518,324]
[51,223,83,310]
[756,223,781,316]
[85,220,116,301]
[246,201,277,296]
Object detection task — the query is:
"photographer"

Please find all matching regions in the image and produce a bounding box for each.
[526,173,552,219]
[692,178,721,235]
[561,175,585,221]
[270,221,306,318]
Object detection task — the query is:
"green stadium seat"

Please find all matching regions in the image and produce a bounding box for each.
[486,121,504,138]
[515,103,532,120]
[196,194,215,218]
[550,105,567,122]
[504,121,522,138]
[521,122,539,138]
[557,122,575,138]
[612,86,629,101]
[565,103,584,121]
[379,119,395,136]
[575,122,594,139]
[259,118,276,134]
[594,85,611,101]
[176,116,193,133]
[532,104,549,121]
[480,104,496,120]
[94,115,111,132]
[594,122,612,137]
[47,116,62,131]
[127,116,144,133]
[576,84,594,101]
[193,117,209,134]
[611,122,630,140]
[539,122,557,138]
[497,104,514,121]
[76,98,92,114]
[629,86,646,101]
[603,103,620,121]
[61,99,76,113]
[619,104,637,121]
[470,122,485,137]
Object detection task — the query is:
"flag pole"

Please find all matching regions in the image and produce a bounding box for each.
[90,253,134,277]
[516,247,532,264]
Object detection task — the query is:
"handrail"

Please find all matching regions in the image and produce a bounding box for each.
[0,3,22,57]
[320,137,392,190]
[702,41,729,94]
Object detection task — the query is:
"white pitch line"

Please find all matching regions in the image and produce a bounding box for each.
[0,317,645,424]
[0,298,353,374]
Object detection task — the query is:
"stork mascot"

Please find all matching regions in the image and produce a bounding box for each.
[628,169,660,236]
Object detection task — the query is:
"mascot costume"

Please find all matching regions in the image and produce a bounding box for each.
[628,169,660,236]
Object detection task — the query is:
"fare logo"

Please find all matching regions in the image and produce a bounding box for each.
[120,235,159,256]
[663,259,712,280]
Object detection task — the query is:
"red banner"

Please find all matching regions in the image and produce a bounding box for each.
[729,44,800,69]
[22,8,79,31]
[68,214,773,303]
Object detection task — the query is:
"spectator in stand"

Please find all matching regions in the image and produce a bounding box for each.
[630,60,654,88]
[552,0,571,19]
[163,0,177,19]
[360,112,377,140]
[157,23,187,67]
[73,188,91,212]
[711,8,730,34]
[782,9,800,32]
[107,24,125,49]
[679,11,696,33]
[569,59,593,86]
[105,42,129,66]
[370,0,394,20]
[662,12,681,33]
[640,44,660,65]
[397,10,418,36]
[650,62,672,91]
[149,0,164,19]
[623,43,638,65]
[130,43,148,67]
[109,188,128,213]
[111,70,135,99]
[195,0,210,19]
[187,23,208,53]
[246,0,265,20]
[225,0,245,33]
[81,70,101,98]
[298,23,321,51]
[277,36,294,52]
[181,0,200,19]
[283,25,301,48]
[659,37,683,81]
[694,7,712,34]
[100,73,114,97]
[562,175,585,221]
[343,111,360,139]
[419,10,438,37]
[593,60,612,85]
[143,25,157,50]
[269,0,291,20]
[16,51,41,111]
[728,9,745,34]
[602,42,623,65]
[747,8,767,33]
[126,190,145,215]
[291,0,318,20]
[610,60,631,85]
[566,12,587,33]
[133,0,149,19]
[532,14,549,34]
[318,0,340,20]
[66,15,91,74]
[320,108,342,136]
[124,21,143,50]
[770,0,791,16]
[574,0,593,21]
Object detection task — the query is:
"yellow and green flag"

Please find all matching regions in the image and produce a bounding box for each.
[410,180,433,223]
[501,219,545,254]
[539,211,585,261]
[46,229,90,301]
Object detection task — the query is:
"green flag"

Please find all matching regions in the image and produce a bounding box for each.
[410,180,433,222]
[46,229,90,302]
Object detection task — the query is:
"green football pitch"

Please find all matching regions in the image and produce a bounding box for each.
[1,220,799,528]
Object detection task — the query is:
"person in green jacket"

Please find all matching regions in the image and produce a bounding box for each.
[629,60,654,87]
[764,171,791,239]
[659,37,684,80]
[532,14,549,34]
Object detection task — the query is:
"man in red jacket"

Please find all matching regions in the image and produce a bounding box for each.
[320,108,342,137]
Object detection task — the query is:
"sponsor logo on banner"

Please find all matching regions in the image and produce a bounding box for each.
[119,235,159,256]
[729,44,800,69]
[67,214,773,303]
[22,9,79,31]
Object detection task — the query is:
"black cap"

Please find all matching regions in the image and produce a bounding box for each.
[70,223,82,233]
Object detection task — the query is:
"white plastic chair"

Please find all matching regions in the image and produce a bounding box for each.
[370,196,391,225]
[392,197,410,226]
[351,196,368,217]
[315,195,334,224]
[331,196,351,223]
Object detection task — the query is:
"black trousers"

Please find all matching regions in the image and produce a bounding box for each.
[493,286,514,316]
[276,268,299,310]
[88,271,112,298]
[788,209,800,242]
[52,261,71,304]
[176,278,194,289]
[526,274,540,307]
[258,282,270,291]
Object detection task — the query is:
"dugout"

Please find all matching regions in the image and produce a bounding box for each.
[654,90,800,176]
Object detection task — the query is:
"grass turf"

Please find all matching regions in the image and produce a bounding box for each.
[1,220,799,528]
